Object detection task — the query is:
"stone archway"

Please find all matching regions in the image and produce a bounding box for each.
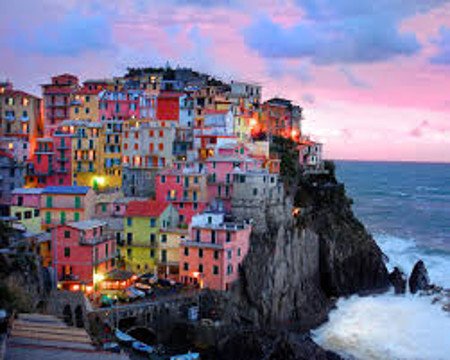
[62,304,73,326]
[74,305,84,328]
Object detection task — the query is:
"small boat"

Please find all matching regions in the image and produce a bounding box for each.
[132,340,155,354]
[170,352,200,360]
[115,329,135,344]
[102,342,121,353]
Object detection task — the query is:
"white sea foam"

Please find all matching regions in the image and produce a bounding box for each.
[312,293,450,360]
[376,233,450,288]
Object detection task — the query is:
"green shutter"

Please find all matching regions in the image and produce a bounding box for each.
[101,204,107,212]
[45,212,51,224]
[60,212,66,224]
[74,196,81,209]
[74,212,80,222]
[46,196,53,208]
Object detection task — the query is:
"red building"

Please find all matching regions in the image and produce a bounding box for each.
[155,162,208,225]
[156,92,181,122]
[53,219,116,291]
[42,74,79,135]
[179,211,252,291]
[261,98,302,141]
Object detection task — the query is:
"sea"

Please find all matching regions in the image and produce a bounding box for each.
[312,161,450,360]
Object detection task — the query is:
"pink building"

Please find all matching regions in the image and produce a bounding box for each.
[205,143,264,211]
[155,162,208,225]
[53,219,117,290]
[99,90,140,121]
[11,188,43,208]
[179,211,252,291]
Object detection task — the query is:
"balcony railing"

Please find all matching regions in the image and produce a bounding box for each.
[80,233,114,245]
[93,253,117,266]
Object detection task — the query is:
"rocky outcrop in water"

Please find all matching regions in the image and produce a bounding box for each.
[389,267,407,294]
[409,260,430,294]
[228,162,389,329]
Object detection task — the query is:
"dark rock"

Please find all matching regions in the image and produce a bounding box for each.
[409,260,430,294]
[388,267,406,294]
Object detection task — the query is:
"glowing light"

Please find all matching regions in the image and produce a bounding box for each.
[72,284,80,291]
[291,129,299,138]
[85,285,93,293]
[192,271,200,278]
[93,273,104,283]
[8,143,13,150]
[249,119,257,127]
[93,176,105,186]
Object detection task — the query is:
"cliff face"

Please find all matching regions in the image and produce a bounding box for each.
[231,169,389,329]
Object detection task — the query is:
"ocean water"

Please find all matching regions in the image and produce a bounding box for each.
[313,161,450,360]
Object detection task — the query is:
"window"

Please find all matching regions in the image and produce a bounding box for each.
[161,234,167,243]
[74,212,80,222]
[150,233,156,244]
[193,203,198,210]
[161,175,166,183]
[150,218,156,227]
[176,176,180,183]
[211,230,216,244]
[127,248,132,257]
[253,188,258,196]
[64,247,70,258]
[198,264,203,273]
[161,250,167,262]
[226,232,231,243]
[227,264,233,275]
[127,218,133,226]
[101,204,107,212]
[74,196,81,208]
[60,212,66,224]
[64,230,71,238]
[150,249,155,258]
[184,247,189,256]
[46,196,53,208]
[213,265,219,275]
[196,230,201,242]
[45,212,51,224]
[214,251,219,260]
[238,248,241,256]
[85,107,90,114]
[24,211,32,219]
[127,233,133,245]
[199,249,203,258]
[15,212,22,220]
[158,143,164,151]
[34,209,40,217]
[183,262,189,271]
[227,250,232,259]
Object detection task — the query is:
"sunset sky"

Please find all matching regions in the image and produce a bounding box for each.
[1,0,449,162]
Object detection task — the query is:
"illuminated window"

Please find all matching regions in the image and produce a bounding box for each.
[158,143,164,151]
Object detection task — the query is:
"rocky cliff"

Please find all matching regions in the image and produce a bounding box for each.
[228,158,389,329]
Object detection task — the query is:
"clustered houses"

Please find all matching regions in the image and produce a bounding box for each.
[0,66,324,292]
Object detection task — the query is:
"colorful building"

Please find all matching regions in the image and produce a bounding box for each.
[98,90,140,121]
[121,200,179,274]
[10,188,43,233]
[40,186,95,231]
[0,150,25,207]
[42,74,79,135]
[0,85,43,155]
[261,98,302,141]
[69,84,103,122]
[53,219,117,290]
[155,163,208,225]
[179,211,252,291]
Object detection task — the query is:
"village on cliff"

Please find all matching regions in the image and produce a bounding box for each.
[0,66,324,306]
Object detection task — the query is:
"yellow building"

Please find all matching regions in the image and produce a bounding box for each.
[69,83,104,122]
[158,228,188,280]
[121,200,178,274]
[101,119,123,189]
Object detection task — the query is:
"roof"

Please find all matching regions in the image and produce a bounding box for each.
[2,89,40,100]
[125,200,169,217]
[0,150,14,159]
[158,91,183,98]
[42,186,91,195]
[12,188,44,195]
[66,219,106,230]
[104,269,133,281]
[204,109,229,115]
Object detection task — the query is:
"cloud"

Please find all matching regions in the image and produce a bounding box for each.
[340,67,370,88]
[409,120,450,140]
[244,13,421,65]
[430,26,450,64]
[302,93,315,104]
[11,9,114,57]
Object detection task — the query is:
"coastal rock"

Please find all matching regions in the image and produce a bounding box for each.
[409,260,430,294]
[217,331,342,360]
[388,267,407,294]
[230,166,389,329]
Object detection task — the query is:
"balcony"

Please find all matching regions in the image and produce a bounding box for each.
[59,274,80,282]
[56,144,70,150]
[80,233,114,245]
[93,253,117,266]
[180,240,223,250]
[4,114,16,121]
[21,116,29,122]
[56,157,68,162]
[55,168,68,174]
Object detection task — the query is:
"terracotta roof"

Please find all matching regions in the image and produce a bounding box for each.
[2,89,40,100]
[125,200,168,217]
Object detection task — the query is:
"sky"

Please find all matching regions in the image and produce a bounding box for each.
[1,0,449,162]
